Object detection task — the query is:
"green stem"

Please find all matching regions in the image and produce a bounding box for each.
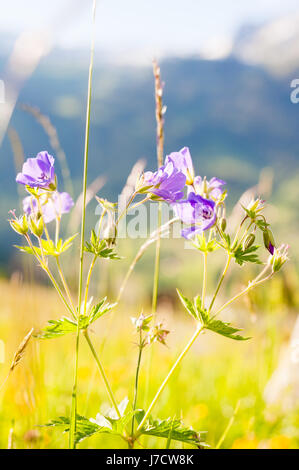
[131,330,143,437]
[56,257,77,319]
[215,400,240,449]
[208,255,232,312]
[83,255,97,315]
[151,202,162,315]
[136,325,204,435]
[201,251,207,309]
[212,272,273,318]
[70,0,97,450]
[83,330,121,419]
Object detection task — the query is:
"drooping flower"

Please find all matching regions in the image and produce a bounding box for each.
[138,160,186,202]
[263,228,275,255]
[165,147,194,185]
[193,176,226,201]
[172,192,216,239]
[16,151,55,189]
[23,192,74,223]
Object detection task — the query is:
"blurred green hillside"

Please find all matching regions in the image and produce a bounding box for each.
[1,47,299,269]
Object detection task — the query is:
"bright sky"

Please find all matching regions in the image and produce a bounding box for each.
[1,0,299,62]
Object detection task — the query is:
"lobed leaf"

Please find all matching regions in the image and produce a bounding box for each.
[136,411,207,448]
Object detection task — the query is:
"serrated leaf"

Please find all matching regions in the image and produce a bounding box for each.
[206,318,250,341]
[136,411,207,448]
[176,289,199,321]
[42,414,113,445]
[84,234,120,260]
[233,245,262,266]
[88,298,117,325]
[36,316,77,339]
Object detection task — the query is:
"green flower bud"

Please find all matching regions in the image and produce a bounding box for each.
[220,217,226,232]
[10,214,29,235]
[244,233,255,250]
[270,244,289,272]
[29,217,44,238]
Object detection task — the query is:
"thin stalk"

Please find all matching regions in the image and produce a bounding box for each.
[151,60,164,316]
[208,254,232,312]
[131,330,143,437]
[25,235,74,318]
[151,204,162,314]
[201,251,208,309]
[215,400,240,449]
[70,0,97,450]
[83,255,97,314]
[56,256,77,318]
[136,325,204,434]
[213,272,273,318]
[83,330,121,419]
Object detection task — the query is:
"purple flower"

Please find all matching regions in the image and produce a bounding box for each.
[23,192,74,223]
[172,192,216,239]
[141,161,186,202]
[165,147,194,185]
[194,176,226,201]
[16,151,55,189]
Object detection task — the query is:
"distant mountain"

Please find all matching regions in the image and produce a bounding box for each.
[233,13,299,76]
[1,45,299,266]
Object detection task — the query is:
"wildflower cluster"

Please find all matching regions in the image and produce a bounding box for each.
[8,48,289,450]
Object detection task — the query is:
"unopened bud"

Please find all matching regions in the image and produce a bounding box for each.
[29,217,44,238]
[270,244,289,272]
[220,217,226,232]
[263,229,275,255]
[244,233,255,250]
[10,214,29,235]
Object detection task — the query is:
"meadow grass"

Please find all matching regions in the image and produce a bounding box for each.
[0,271,298,449]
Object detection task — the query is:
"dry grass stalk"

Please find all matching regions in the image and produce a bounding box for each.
[10,328,34,373]
[153,60,165,167]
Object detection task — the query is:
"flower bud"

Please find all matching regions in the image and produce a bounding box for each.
[29,216,44,238]
[270,244,289,272]
[220,217,226,232]
[9,214,29,235]
[244,233,255,250]
[263,228,275,255]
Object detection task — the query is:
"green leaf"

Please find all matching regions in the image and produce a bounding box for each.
[136,411,207,448]
[233,245,262,266]
[88,298,117,325]
[14,245,41,256]
[176,289,199,321]
[193,234,219,253]
[43,415,113,446]
[37,298,116,339]
[84,231,120,259]
[36,317,77,339]
[205,317,250,341]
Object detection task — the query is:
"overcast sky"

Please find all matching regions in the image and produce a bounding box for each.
[1,0,299,62]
